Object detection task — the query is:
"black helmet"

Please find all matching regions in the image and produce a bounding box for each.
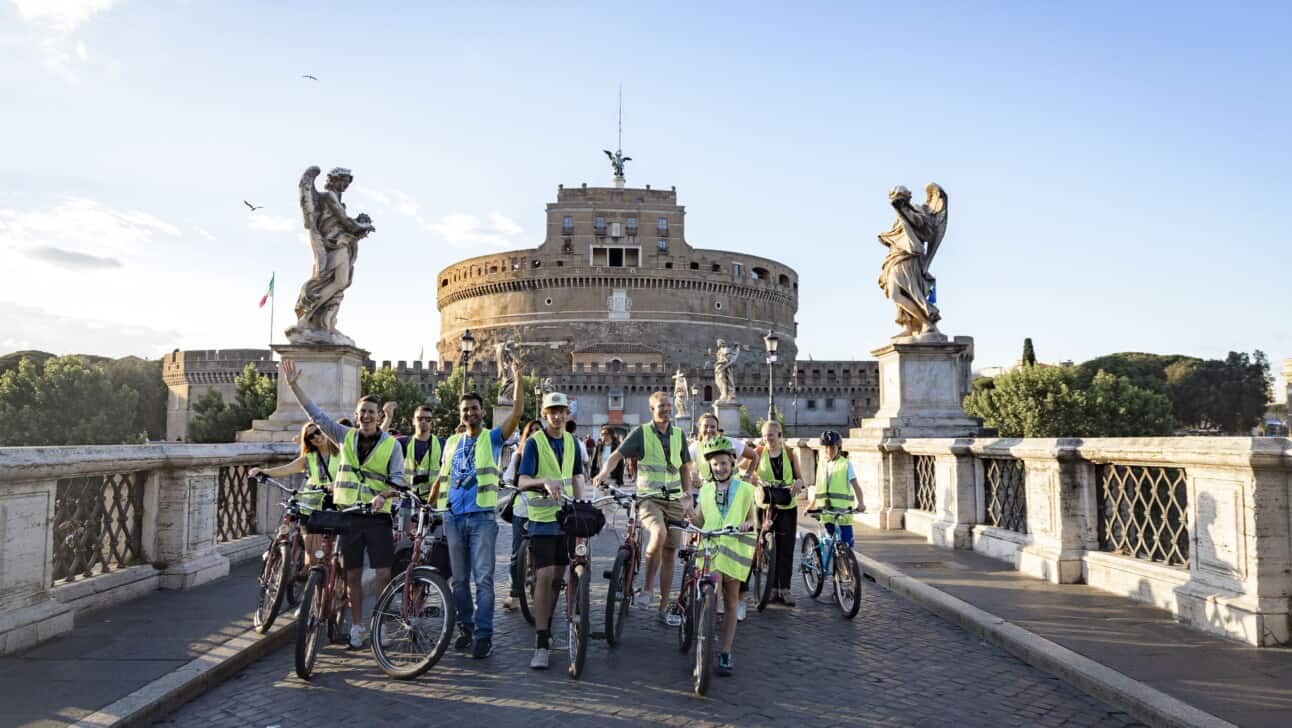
[820,430,842,446]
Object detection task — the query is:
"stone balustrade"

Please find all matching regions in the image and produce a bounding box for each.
[788,435,1292,647]
[0,442,295,654]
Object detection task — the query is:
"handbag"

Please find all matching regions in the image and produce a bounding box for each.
[497,489,517,524]
[558,500,606,538]
[303,509,350,535]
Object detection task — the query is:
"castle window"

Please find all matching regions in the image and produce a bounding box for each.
[704,385,713,401]
[626,217,637,234]
[665,262,673,269]
[562,215,574,233]
[711,263,721,273]
[590,245,640,268]
[689,261,699,270]
[657,217,668,233]
[825,398,835,410]
[778,273,790,287]
[657,238,668,252]
[532,259,541,268]
[732,262,743,279]
[807,399,817,410]
[594,215,606,232]
[441,279,449,288]
[752,266,769,280]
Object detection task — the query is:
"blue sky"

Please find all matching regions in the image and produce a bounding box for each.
[1,1,1288,395]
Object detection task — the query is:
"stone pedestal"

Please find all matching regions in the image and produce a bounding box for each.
[240,343,368,442]
[493,402,516,430]
[852,337,981,440]
[713,400,743,437]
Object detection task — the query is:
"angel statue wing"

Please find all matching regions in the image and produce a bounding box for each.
[298,166,325,269]
[603,149,614,161]
[920,183,949,274]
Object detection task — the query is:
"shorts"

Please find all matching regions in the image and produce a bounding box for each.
[638,497,687,550]
[341,513,395,570]
[530,533,571,570]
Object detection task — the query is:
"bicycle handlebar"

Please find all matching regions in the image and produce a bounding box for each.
[664,519,753,537]
[805,507,863,516]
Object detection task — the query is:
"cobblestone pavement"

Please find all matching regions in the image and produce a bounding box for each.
[158,518,1145,728]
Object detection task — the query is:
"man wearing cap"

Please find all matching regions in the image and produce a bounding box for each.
[517,391,586,669]
[592,391,696,625]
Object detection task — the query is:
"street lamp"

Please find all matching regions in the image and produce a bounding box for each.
[689,383,700,436]
[459,329,476,396]
[763,330,779,422]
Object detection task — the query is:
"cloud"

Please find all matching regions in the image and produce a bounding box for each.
[10,0,119,79]
[0,300,181,358]
[247,213,296,233]
[0,198,180,262]
[195,227,217,242]
[23,244,122,270]
[428,212,524,248]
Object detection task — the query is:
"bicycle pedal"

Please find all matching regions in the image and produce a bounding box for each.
[602,569,613,579]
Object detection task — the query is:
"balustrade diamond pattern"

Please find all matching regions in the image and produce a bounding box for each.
[1097,464,1189,568]
[913,455,936,512]
[218,465,258,542]
[52,472,145,584]
[982,457,1027,534]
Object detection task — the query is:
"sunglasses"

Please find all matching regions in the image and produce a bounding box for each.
[416,416,433,421]
[307,430,322,438]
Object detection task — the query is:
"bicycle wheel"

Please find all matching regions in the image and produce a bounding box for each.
[676,560,696,653]
[833,545,862,619]
[295,570,326,680]
[328,571,350,644]
[755,536,776,612]
[285,534,306,606]
[517,542,537,626]
[568,564,591,679]
[800,532,824,598]
[693,582,716,697]
[371,567,456,679]
[749,540,764,613]
[605,547,632,647]
[254,540,290,634]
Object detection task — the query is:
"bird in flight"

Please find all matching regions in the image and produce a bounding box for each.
[243,200,263,212]
[301,74,318,81]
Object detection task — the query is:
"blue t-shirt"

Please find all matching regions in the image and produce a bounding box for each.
[448,427,507,515]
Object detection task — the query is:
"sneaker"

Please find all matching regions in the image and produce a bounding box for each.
[663,605,683,627]
[454,626,474,650]
[716,599,725,615]
[716,652,733,676]
[348,624,367,649]
[640,590,657,609]
[737,601,747,622]
[471,636,493,659]
[502,596,516,611]
[782,593,796,607]
[529,648,550,670]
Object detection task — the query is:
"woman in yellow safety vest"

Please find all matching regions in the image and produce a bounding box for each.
[249,421,339,567]
[693,436,757,677]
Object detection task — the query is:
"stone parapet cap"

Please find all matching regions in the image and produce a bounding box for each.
[0,443,296,483]
[870,339,971,358]
[272,343,369,359]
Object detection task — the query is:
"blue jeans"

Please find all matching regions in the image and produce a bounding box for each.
[445,510,498,638]
[824,523,854,548]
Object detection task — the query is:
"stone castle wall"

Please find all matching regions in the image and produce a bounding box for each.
[162,349,275,441]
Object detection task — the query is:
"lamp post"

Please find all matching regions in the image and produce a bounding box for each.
[689,383,700,436]
[763,330,779,422]
[459,329,476,396]
[790,364,799,436]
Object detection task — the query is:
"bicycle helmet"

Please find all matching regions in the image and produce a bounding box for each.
[819,430,842,446]
[700,435,737,460]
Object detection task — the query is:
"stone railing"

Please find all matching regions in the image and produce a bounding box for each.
[787,436,1292,647]
[0,442,295,655]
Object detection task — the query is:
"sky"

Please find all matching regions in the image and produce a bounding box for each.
[1,1,1288,397]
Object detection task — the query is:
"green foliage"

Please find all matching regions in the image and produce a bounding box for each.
[188,363,277,443]
[963,364,1174,437]
[420,369,541,436]
[1022,338,1036,367]
[736,405,786,438]
[0,355,143,445]
[362,367,430,434]
[103,357,167,440]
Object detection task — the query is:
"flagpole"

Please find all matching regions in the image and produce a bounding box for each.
[268,271,275,351]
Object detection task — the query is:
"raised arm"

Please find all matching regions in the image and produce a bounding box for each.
[249,455,308,479]
[281,359,348,445]
[499,358,525,439]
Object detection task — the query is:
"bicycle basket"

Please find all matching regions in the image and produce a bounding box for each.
[558,501,606,538]
[303,509,350,535]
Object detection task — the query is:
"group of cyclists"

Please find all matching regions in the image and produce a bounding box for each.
[249,355,867,683]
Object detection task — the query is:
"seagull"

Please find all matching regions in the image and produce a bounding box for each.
[301,74,318,81]
[243,200,263,212]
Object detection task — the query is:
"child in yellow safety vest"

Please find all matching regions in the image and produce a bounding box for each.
[693,436,757,677]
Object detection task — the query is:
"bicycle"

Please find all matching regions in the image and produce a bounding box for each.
[800,508,864,619]
[749,485,790,612]
[667,519,754,697]
[251,476,322,634]
[369,488,455,679]
[294,501,367,680]
[602,486,645,646]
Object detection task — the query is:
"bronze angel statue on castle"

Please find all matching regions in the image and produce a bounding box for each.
[877,183,948,341]
[287,166,375,346]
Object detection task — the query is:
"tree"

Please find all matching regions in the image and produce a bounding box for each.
[0,355,143,445]
[103,357,167,440]
[963,364,1173,437]
[423,369,540,437]
[188,363,277,443]
[1022,338,1037,367]
[361,367,430,434]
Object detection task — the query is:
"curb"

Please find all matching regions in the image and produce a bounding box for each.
[854,552,1238,728]
[72,569,379,728]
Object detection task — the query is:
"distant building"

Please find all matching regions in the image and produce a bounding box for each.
[162,349,276,441]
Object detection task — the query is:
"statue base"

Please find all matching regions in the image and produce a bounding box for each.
[492,403,516,431]
[851,337,981,439]
[712,400,744,437]
[239,343,369,443]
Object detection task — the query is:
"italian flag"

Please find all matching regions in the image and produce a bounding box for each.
[258,274,274,308]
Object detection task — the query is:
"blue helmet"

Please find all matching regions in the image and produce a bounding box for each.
[820,430,842,446]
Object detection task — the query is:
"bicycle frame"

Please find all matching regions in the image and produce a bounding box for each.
[395,491,447,620]
[608,488,644,593]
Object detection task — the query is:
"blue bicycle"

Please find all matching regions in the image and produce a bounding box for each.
[800,508,863,619]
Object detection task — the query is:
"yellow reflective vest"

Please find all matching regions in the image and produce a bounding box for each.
[302,451,337,515]
[814,455,855,525]
[637,425,684,500]
[404,436,444,507]
[699,477,756,582]
[334,430,397,513]
[438,431,500,509]
[526,432,575,524]
[755,446,797,510]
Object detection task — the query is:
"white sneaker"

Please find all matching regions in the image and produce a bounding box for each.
[530,648,550,670]
[716,599,725,615]
[737,601,747,622]
[640,590,657,609]
[349,624,367,649]
[503,596,516,611]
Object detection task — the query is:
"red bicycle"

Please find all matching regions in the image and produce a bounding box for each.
[294,502,366,680]
[667,519,753,697]
[252,476,322,633]
[369,488,455,679]
[603,487,645,646]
